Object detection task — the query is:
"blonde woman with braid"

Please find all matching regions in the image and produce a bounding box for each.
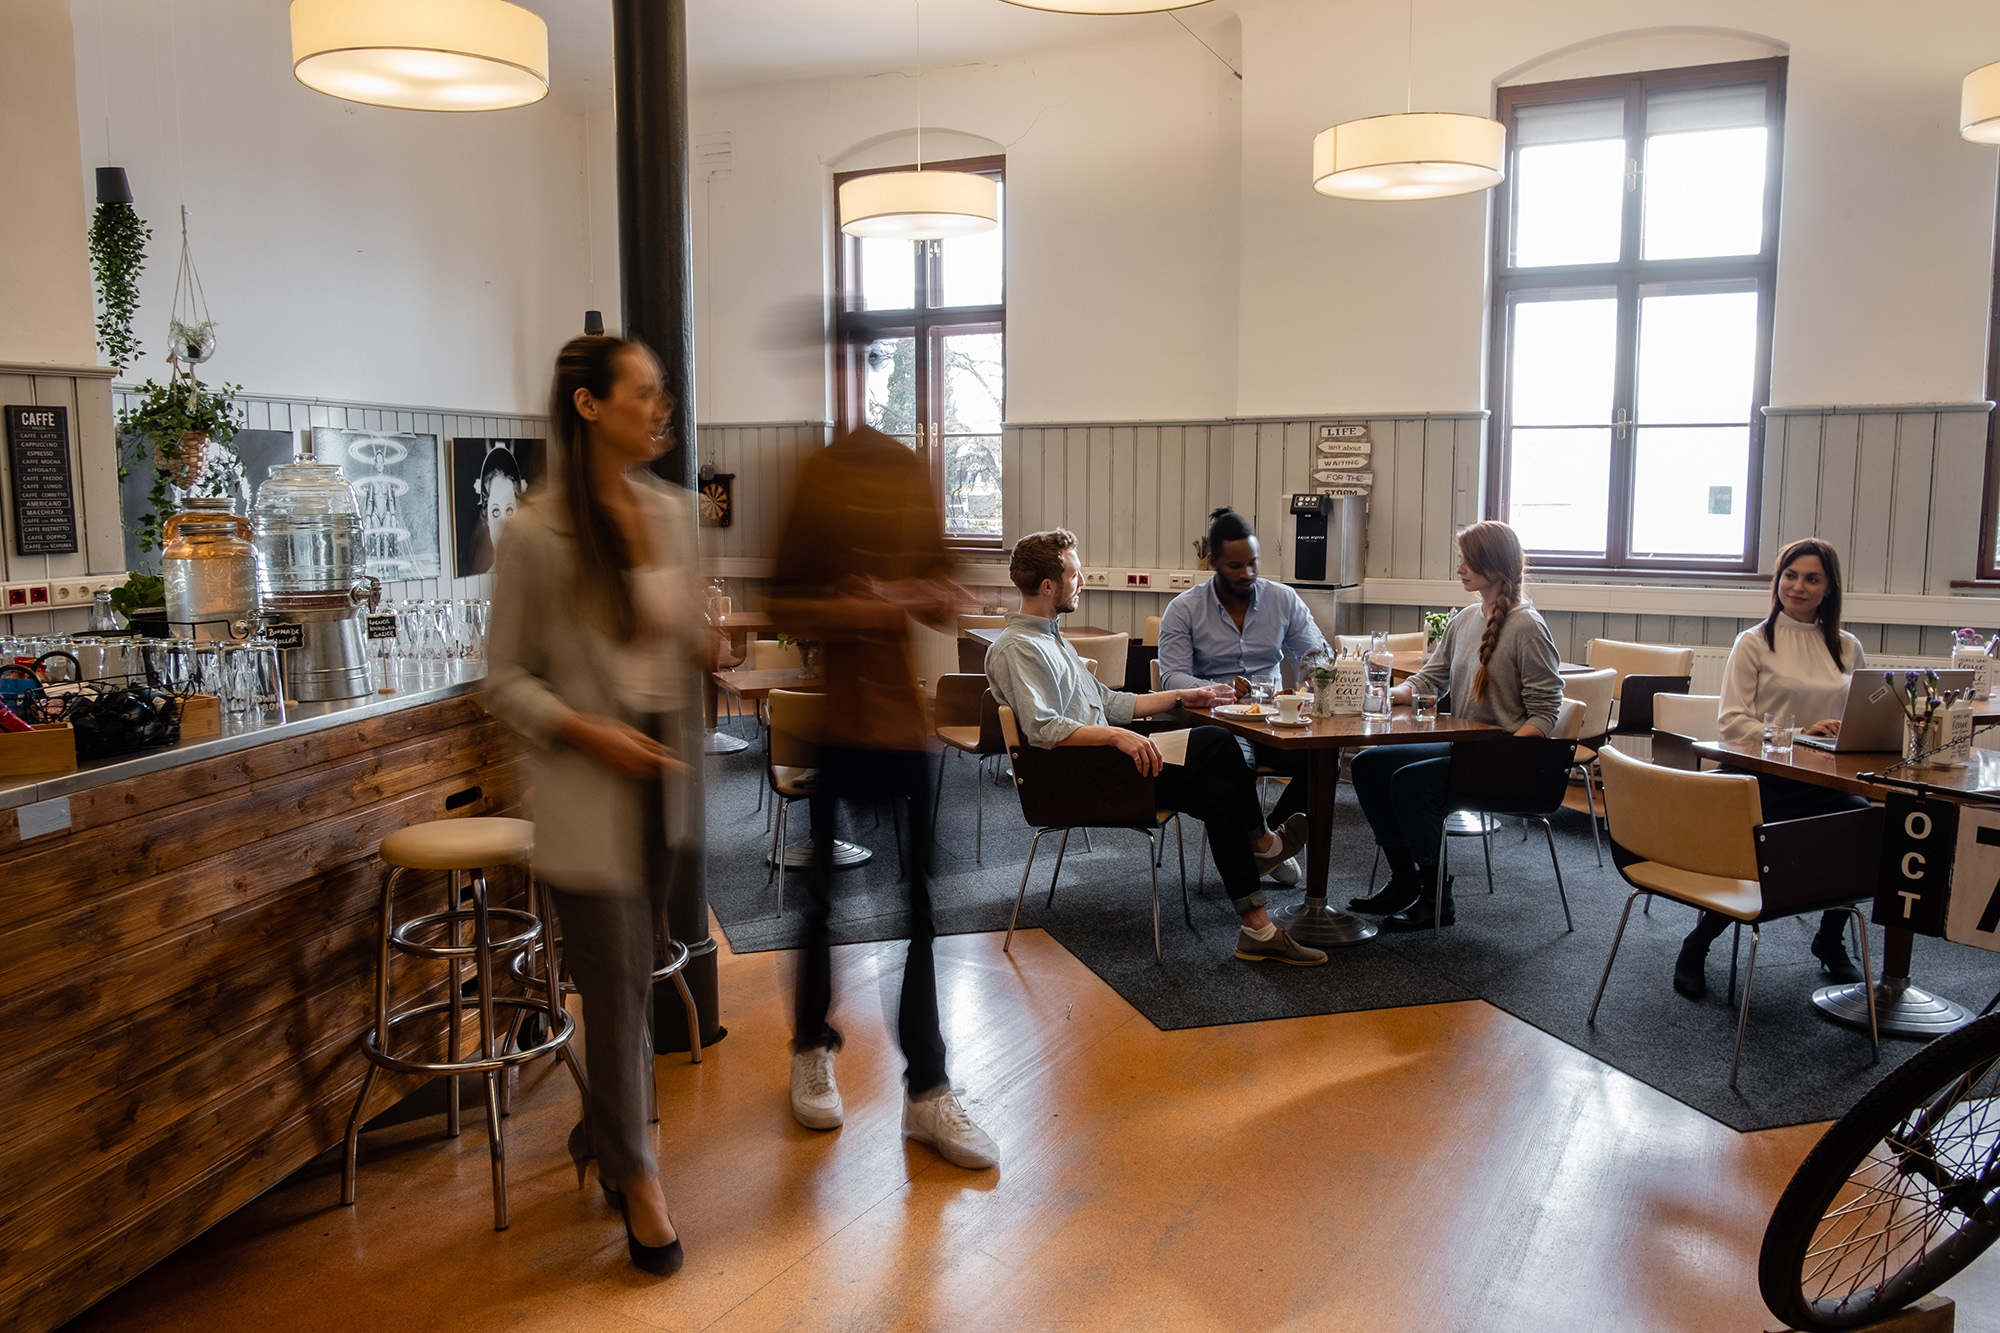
[1347,521,1564,930]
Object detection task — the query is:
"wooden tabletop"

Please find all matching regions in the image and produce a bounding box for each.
[711,667,818,700]
[1187,703,1504,750]
[715,611,773,631]
[1693,738,2000,799]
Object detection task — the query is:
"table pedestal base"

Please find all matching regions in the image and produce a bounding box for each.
[1275,896,1378,948]
[704,730,749,755]
[768,839,872,870]
[1813,980,1973,1039]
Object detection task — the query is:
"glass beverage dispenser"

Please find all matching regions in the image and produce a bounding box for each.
[162,497,259,641]
[253,438,381,701]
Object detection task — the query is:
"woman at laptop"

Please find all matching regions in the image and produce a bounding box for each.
[1675,536,1868,999]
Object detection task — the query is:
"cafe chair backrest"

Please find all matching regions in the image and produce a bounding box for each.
[766,689,824,772]
[1143,615,1162,646]
[1586,639,1694,700]
[1445,736,1579,818]
[751,638,803,671]
[1596,745,1761,881]
[1561,667,1618,745]
[1653,693,1722,744]
[1336,631,1426,655]
[959,614,1007,632]
[996,703,1155,829]
[1066,632,1129,687]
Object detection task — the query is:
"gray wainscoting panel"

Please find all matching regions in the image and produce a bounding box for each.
[696,421,830,563]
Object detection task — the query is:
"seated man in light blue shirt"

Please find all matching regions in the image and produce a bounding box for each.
[1158,506,1329,830]
[985,528,1322,967]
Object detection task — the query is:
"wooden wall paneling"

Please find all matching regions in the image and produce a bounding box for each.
[1927,409,1988,592]
[1009,427,1036,546]
[1420,417,1455,580]
[1391,418,1425,579]
[1363,418,1394,580]
[1154,426,1182,571]
[1037,428,1065,537]
[1879,622,1924,657]
[1813,412,1860,562]
[1251,421,1282,565]
[0,372,37,585]
[1186,425,1214,567]
[1777,411,1821,546]
[1756,411,1789,572]
[1886,411,1938,595]
[1452,416,1483,532]
[1849,412,1899,594]
[1222,422,1252,534]
[1107,426,1135,569]
[1085,427,1112,566]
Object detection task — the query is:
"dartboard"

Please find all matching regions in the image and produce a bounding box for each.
[699,481,729,525]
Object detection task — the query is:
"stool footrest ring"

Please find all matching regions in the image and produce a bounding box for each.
[359,996,575,1077]
[506,937,691,994]
[390,908,542,960]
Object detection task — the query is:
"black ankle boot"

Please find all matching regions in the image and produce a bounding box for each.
[1811,925,1864,984]
[1673,935,1708,999]
[1382,875,1454,931]
[1350,878,1422,915]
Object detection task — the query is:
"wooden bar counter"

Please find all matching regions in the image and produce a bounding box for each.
[0,675,523,1333]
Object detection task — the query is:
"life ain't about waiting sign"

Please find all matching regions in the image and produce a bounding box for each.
[4,405,79,556]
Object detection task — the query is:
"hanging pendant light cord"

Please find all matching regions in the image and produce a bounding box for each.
[1405,0,1414,113]
[915,0,924,171]
[1169,12,1241,81]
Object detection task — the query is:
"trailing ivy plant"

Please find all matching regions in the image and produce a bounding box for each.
[88,202,150,374]
[116,375,244,553]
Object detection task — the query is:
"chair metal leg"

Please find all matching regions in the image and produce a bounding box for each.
[673,969,702,1063]
[345,865,403,1205]
[974,755,985,861]
[932,748,948,830]
[1729,926,1762,1090]
[1588,890,1648,1023]
[1728,922,1741,1008]
[1197,827,1208,892]
[471,871,508,1229]
[892,799,906,880]
[1583,763,1605,867]
[1538,818,1572,932]
[1082,828,1093,854]
[1366,845,1380,895]
[1481,821,1495,895]
[1047,828,1072,907]
[774,799,789,913]
[1176,817,1192,927]
[1434,826,1450,936]
[767,799,783,884]
[1148,832,1162,963]
[1005,828,1053,953]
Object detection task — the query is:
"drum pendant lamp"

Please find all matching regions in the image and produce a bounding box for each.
[1310,0,1504,201]
[838,1,998,240]
[1962,61,2000,143]
[998,0,1211,12]
[290,0,550,112]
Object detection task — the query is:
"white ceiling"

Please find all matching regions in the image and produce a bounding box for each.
[529,0,1241,94]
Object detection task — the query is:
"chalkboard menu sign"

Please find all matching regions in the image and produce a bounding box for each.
[4,405,79,555]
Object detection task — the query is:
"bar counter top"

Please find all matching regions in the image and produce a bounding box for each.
[0,669,487,813]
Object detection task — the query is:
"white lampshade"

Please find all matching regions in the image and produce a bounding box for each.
[997,0,1211,11]
[1312,112,1506,201]
[839,171,999,240]
[1964,61,2000,144]
[291,0,549,112]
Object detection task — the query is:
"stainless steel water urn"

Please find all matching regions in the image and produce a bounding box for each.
[253,439,380,701]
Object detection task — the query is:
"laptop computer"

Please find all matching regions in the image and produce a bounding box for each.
[1794,669,1975,752]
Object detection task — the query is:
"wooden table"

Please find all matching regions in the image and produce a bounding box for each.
[1188,705,1505,946]
[710,666,818,705]
[1694,737,2000,1037]
[704,612,777,747]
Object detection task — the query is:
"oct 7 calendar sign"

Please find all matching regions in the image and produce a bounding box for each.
[1945,807,2000,953]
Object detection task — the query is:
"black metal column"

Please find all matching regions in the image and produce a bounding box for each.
[612,0,720,1050]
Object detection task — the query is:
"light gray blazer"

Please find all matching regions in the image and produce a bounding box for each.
[484,477,705,895]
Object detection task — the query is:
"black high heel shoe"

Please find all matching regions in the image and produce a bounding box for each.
[618,1192,684,1276]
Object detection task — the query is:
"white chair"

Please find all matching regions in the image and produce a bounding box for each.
[1336,631,1427,656]
[1067,632,1129,688]
[750,638,803,671]
[1652,693,1723,770]
[1560,666,1618,866]
[1143,615,1162,647]
[1587,639,1696,729]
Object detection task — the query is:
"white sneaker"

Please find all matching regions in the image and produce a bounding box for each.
[902,1088,998,1169]
[1270,856,1302,886]
[789,1047,843,1129]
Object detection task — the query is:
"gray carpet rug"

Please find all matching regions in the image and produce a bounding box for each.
[700,719,2000,1133]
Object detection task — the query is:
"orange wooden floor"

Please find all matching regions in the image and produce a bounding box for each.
[55,920,2000,1332]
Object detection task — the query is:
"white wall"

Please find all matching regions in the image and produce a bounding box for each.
[2,0,96,367]
[67,0,619,415]
[693,0,2000,424]
[690,23,1244,425]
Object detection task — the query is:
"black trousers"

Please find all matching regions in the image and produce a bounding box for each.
[1156,726,1271,914]
[1248,740,1310,826]
[1351,742,1454,871]
[793,746,948,1099]
[1687,770,1871,947]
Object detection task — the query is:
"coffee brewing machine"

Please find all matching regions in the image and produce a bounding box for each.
[252,435,381,701]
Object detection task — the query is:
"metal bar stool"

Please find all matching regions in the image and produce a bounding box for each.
[341,816,576,1231]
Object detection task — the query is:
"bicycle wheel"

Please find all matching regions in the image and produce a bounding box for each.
[1760,1012,2000,1330]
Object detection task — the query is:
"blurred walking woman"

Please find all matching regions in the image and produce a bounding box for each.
[486,335,706,1275]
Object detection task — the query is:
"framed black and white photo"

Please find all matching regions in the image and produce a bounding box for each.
[449,437,546,576]
[311,428,443,581]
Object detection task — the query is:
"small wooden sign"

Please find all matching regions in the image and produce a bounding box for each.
[4,405,78,555]
[1316,423,1371,449]
[1874,792,1957,937]
[1313,469,1374,486]
[365,613,399,641]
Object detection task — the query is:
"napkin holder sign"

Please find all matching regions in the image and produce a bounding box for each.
[1328,656,1366,716]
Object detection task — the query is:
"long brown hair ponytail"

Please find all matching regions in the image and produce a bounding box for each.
[547,334,666,643]
[1458,520,1526,704]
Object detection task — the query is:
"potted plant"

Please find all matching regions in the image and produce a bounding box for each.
[116,374,244,554]
[109,572,168,636]
[87,168,149,375]
[1424,610,1451,650]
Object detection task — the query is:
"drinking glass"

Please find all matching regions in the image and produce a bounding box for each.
[189,643,228,703]
[222,642,285,728]
[1412,690,1439,722]
[454,598,490,664]
[1763,710,1795,759]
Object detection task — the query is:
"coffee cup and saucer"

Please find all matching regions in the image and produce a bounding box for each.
[1268,692,1313,728]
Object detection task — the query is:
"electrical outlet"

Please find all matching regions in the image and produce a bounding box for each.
[23,584,51,607]
[1168,573,1196,589]
[1125,572,1150,587]
[1083,570,1109,587]
[50,581,85,606]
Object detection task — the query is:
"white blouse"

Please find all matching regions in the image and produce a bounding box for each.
[1717,615,1867,748]
[611,564,701,713]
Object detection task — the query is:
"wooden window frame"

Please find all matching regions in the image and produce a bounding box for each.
[832,154,1005,552]
[1487,57,1787,574]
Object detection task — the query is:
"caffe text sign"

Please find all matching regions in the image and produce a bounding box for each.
[4,405,78,556]
[1945,808,2000,955]
[1873,793,1957,937]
